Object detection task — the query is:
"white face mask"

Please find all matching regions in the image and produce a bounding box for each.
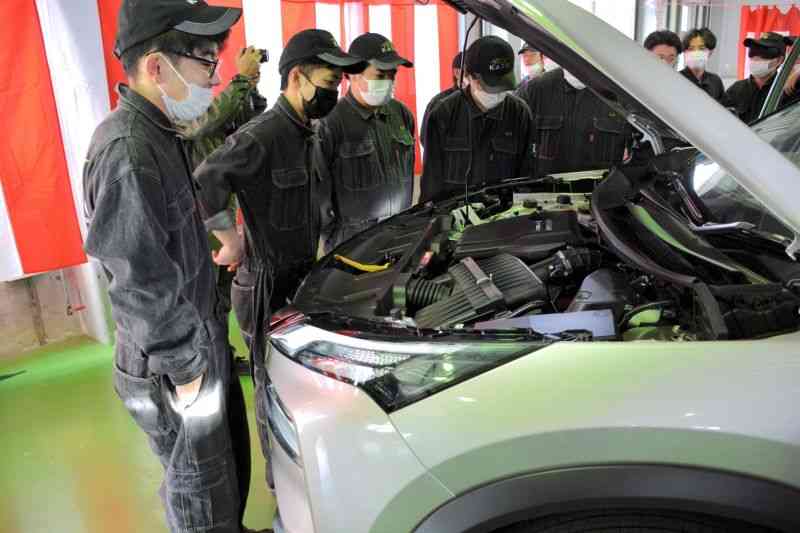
[750,58,777,79]
[359,77,394,107]
[523,63,543,79]
[471,83,509,110]
[685,50,709,71]
[159,54,215,122]
[563,70,586,90]
[543,57,559,72]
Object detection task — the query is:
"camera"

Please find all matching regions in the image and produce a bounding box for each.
[258,49,269,63]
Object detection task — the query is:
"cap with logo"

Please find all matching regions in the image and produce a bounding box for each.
[743,32,795,59]
[518,42,539,55]
[348,33,413,70]
[466,36,516,93]
[114,0,242,59]
[279,29,367,76]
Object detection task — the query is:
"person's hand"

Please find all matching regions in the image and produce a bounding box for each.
[212,244,242,272]
[175,374,204,409]
[784,67,800,96]
[237,46,262,82]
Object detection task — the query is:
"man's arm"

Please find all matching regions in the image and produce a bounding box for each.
[181,47,263,169]
[84,157,208,387]
[314,118,340,238]
[516,98,536,179]
[419,107,446,204]
[195,129,268,267]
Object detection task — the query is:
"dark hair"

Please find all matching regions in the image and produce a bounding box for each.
[644,30,683,54]
[121,29,230,77]
[279,60,331,90]
[683,28,717,51]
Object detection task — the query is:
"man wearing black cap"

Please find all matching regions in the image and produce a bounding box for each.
[515,59,629,179]
[519,42,545,84]
[194,29,363,497]
[82,2,262,532]
[725,32,796,123]
[421,51,465,147]
[420,36,533,203]
[316,33,416,251]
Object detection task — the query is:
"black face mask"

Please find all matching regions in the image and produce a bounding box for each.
[301,74,339,119]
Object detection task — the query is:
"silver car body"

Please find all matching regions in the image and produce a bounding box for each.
[267,1,800,532]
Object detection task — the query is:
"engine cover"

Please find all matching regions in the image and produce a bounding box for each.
[454,210,584,263]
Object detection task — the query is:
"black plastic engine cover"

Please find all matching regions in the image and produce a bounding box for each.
[454,210,583,263]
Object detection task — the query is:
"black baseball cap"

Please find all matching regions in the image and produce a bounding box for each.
[114,0,242,59]
[348,33,413,70]
[452,51,464,70]
[518,42,539,54]
[466,36,516,93]
[744,32,794,59]
[279,29,366,76]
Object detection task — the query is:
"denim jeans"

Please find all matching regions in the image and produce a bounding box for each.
[113,319,250,533]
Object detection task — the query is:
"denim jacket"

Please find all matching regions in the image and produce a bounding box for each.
[83,85,216,385]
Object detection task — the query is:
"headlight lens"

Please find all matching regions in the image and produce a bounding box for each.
[270,323,546,412]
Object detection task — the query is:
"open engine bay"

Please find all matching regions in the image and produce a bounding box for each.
[294,166,800,342]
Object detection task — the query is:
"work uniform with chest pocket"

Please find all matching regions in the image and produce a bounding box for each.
[81,2,260,532]
[515,67,630,178]
[317,33,416,252]
[195,29,365,498]
[420,36,534,204]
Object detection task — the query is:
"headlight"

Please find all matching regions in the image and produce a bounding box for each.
[270,322,546,413]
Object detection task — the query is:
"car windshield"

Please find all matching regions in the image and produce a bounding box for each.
[691,101,800,239]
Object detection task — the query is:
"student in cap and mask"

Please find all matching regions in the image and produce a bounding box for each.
[420,36,533,203]
[316,33,416,252]
[725,32,796,123]
[82,1,266,531]
[194,29,364,500]
[680,28,726,103]
[515,57,630,179]
[519,42,545,84]
[421,51,466,147]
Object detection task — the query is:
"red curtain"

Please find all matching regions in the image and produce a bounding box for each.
[96,0,246,107]
[739,5,800,79]
[0,0,86,274]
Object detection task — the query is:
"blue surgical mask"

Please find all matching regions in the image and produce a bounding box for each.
[158,54,215,122]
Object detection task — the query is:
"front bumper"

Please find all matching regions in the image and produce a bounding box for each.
[264,342,453,533]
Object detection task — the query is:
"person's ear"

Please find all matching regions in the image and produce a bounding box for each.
[144,53,163,83]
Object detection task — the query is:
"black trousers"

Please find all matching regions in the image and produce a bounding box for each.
[113,319,251,533]
[230,262,310,493]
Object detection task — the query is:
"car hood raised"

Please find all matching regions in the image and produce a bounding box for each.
[451,0,800,255]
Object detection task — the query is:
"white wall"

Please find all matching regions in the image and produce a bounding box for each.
[708,1,799,88]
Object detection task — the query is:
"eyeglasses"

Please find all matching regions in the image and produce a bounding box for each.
[162,50,222,78]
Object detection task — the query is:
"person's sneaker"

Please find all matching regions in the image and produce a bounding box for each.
[242,528,273,533]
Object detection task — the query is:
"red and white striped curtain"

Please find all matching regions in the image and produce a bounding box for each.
[738,4,800,79]
[0,0,460,282]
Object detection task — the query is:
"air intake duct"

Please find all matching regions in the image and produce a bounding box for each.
[413,248,600,329]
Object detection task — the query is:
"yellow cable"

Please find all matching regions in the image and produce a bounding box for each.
[334,254,391,273]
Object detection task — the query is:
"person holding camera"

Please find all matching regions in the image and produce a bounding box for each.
[180,45,268,169]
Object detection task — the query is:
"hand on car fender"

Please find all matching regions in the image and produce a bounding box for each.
[237,46,262,83]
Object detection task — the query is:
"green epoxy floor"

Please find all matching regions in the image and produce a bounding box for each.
[0,317,276,532]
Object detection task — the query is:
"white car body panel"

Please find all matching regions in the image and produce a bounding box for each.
[390,331,800,496]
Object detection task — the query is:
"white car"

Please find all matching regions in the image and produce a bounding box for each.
[263,1,800,532]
